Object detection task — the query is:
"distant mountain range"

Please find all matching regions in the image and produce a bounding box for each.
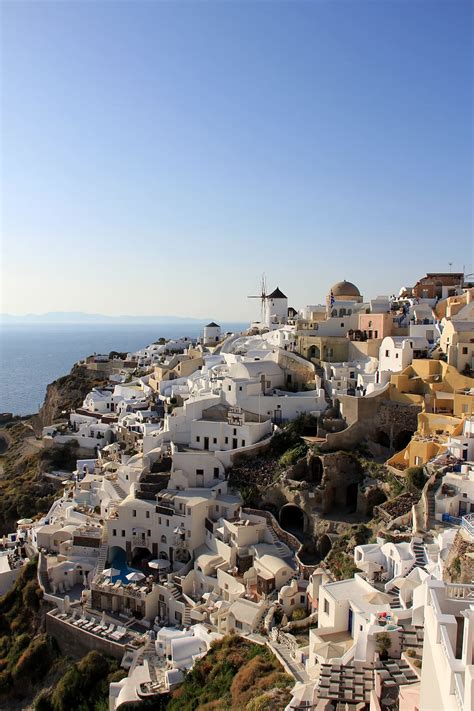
[0,311,214,324]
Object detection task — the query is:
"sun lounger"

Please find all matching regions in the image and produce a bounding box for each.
[111,626,126,640]
[73,616,86,626]
[101,624,115,636]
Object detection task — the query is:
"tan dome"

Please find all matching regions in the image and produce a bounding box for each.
[331,280,361,298]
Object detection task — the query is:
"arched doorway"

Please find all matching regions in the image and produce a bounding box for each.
[393,430,413,451]
[131,546,152,568]
[374,430,390,448]
[279,504,305,540]
[318,534,334,559]
[346,482,359,513]
[308,345,320,360]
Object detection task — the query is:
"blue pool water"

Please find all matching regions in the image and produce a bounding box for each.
[109,547,141,583]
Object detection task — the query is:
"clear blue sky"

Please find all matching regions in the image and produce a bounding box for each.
[1,0,472,320]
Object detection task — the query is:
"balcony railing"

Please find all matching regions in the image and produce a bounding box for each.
[461,513,474,538]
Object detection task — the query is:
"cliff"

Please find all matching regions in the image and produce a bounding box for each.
[444,528,474,584]
[32,365,106,435]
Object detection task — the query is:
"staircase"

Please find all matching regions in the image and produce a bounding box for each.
[183,605,192,626]
[96,529,109,575]
[166,582,182,601]
[426,479,441,522]
[389,585,401,609]
[111,479,127,499]
[267,526,293,559]
[412,541,427,570]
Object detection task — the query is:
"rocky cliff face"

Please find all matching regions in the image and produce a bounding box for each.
[32,365,106,434]
[444,529,474,584]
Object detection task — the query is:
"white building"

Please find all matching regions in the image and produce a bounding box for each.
[202,322,221,346]
[417,579,474,711]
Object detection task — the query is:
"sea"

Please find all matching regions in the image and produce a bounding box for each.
[0,322,246,416]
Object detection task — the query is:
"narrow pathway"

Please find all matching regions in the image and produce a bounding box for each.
[269,640,310,683]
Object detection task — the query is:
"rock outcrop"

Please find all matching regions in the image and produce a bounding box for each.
[32,365,106,434]
[444,529,474,584]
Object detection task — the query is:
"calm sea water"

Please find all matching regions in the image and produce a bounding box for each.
[0,323,246,415]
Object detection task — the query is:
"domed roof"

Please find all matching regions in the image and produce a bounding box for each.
[331,280,361,297]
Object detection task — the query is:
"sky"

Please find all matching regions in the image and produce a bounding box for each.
[1,0,472,321]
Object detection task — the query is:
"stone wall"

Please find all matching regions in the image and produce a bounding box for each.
[337,391,421,449]
[46,613,127,660]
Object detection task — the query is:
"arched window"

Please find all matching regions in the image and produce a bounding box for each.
[161,534,167,544]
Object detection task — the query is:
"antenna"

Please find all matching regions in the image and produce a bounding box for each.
[248,273,268,323]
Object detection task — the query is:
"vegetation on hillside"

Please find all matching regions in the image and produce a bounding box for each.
[0,558,124,710]
[167,634,293,711]
[34,651,125,711]
[0,423,78,534]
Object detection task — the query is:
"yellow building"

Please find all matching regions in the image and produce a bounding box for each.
[387,412,463,472]
[439,319,474,374]
[295,335,349,363]
[389,359,474,415]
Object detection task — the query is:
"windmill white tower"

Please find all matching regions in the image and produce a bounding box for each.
[247,274,268,324]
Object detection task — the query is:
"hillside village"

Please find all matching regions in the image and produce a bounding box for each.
[1,271,474,711]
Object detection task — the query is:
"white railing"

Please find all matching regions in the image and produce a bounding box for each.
[445,583,474,600]
[461,514,474,538]
[454,672,465,711]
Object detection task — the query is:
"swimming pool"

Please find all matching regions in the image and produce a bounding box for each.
[109,548,141,583]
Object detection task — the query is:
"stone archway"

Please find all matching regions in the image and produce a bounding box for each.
[131,546,152,568]
[279,504,305,540]
[374,430,391,448]
[393,430,413,451]
[318,534,335,559]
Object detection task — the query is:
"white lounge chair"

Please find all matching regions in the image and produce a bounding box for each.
[101,623,115,636]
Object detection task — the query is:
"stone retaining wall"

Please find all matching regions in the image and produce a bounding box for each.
[46,613,127,660]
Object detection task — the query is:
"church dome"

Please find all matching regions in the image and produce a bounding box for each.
[330,280,361,298]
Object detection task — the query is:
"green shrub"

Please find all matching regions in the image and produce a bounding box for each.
[405,466,426,492]
[291,608,307,621]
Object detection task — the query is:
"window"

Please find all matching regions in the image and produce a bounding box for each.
[179,503,183,510]
[121,530,125,537]
[146,510,150,518]
[462,347,468,355]
[196,469,204,477]
[385,350,389,357]
[233,428,237,435]
[239,386,242,391]
[228,385,231,391]
[213,437,217,444]
[300,595,305,604]
[225,437,228,444]
[147,530,151,537]
[214,467,219,479]
[340,323,344,327]
[235,620,242,630]
[395,353,399,359]
[133,510,137,518]
[166,519,169,527]
[196,436,200,443]
[158,517,162,525]
[161,535,167,543]
[187,508,191,515]
[241,440,246,447]
[324,598,330,615]
[216,505,220,512]
[112,529,117,537]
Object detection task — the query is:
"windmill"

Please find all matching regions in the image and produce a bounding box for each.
[248,274,268,324]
